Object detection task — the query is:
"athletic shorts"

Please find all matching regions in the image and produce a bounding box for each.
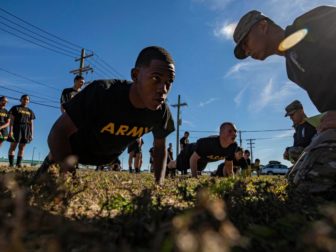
[69,133,121,165]
[9,124,31,144]
[0,127,8,141]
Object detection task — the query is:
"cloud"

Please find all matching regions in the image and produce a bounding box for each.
[248,80,298,112]
[181,119,196,128]
[214,22,237,39]
[234,85,247,106]
[199,97,219,107]
[225,61,256,77]
[191,0,233,10]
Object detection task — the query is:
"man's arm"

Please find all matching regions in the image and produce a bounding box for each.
[0,118,10,130]
[30,119,34,140]
[190,151,200,178]
[153,137,167,184]
[48,112,78,172]
[224,160,234,177]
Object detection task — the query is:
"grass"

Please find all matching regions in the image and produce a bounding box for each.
[0,165,335,252]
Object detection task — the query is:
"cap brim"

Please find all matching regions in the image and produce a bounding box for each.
[234,43,248,59]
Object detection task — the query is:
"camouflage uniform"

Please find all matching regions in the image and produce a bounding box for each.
[289,129,336,193]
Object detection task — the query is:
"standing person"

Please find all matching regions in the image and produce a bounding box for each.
[0,96,10,147]
[128,137,144,173]
[35,46,176,184]
[253,158,261,177]
[233,7,336,192]
[176,122,238,178]
[60,75,85,113]
[283,100,317,163]
[166,142,175,177]
[149,145,154,173]
[243,150,251,166]
[179,131,190,152]
[8,95,35,167]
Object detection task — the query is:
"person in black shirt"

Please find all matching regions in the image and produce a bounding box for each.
[35,46,176,184]
[179,131,190,152]
[0,96,10,147]
[127,137,144,173]
[8,95,35,167]
[166,142,175,177]
[176,122,238,178]
[60,75,85,113]
[283,100,317,163]
[212,147,248,177]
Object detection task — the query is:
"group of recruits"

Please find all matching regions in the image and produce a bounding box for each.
[22,6,336,191]
[0,95,35,168]
[0,75,84,168]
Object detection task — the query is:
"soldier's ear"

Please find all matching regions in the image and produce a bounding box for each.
[131,68,139,82]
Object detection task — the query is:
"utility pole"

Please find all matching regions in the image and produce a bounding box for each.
[171,95,188,158]
[246,138,255,162]
[69,48,94,76]
[238,130,242,147]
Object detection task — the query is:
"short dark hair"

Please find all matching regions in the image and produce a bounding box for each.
[184,131,190,135]
[220,122,236,131]
[0,96,6,101]
[74,75,84,83]
[244,150,250,154]
[135,46,174,68]
[235,147,243,153]
[20,94,29,100]
[255,158,260,162]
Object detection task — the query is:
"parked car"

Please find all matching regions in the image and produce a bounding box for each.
[261,161,289,175]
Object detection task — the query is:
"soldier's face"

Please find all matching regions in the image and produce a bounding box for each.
[241,21,270,60]
[235,151,243,160]
[21,96,30,106]
[0,98,8,107]
[134,59,175,111]
[220,125,237,144]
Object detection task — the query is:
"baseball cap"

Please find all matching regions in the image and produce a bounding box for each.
[285,100,303,117]
[233,10,268,59]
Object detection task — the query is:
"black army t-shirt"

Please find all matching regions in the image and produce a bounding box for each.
[60,88,79,105]
[194,136,237,164]
[9,105,35,124]
[293,121,316,148]
[180,136,189,150]
[64,79,175,165]
[0,108,9,125]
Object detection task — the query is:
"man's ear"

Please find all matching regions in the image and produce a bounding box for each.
[131,68,139,82]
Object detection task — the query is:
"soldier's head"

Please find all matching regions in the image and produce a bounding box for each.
[233,10,284,60]
[184,131,190,138]
[20,94,30,107]
[131,46,175,111]
[244,150,250,160]
[0,96,8,107]
[235,147,244,160]
[285,100,306,125]
[219,122,237,146]
[73,75,85,90]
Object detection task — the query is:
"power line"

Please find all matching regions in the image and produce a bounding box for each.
[0,26,76,58]
[0,7,83,51]
[182,128,293,133]
[94,54,126,79]
[0,15,78,54]
[0,84,59,104]
[0,66,61,91]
